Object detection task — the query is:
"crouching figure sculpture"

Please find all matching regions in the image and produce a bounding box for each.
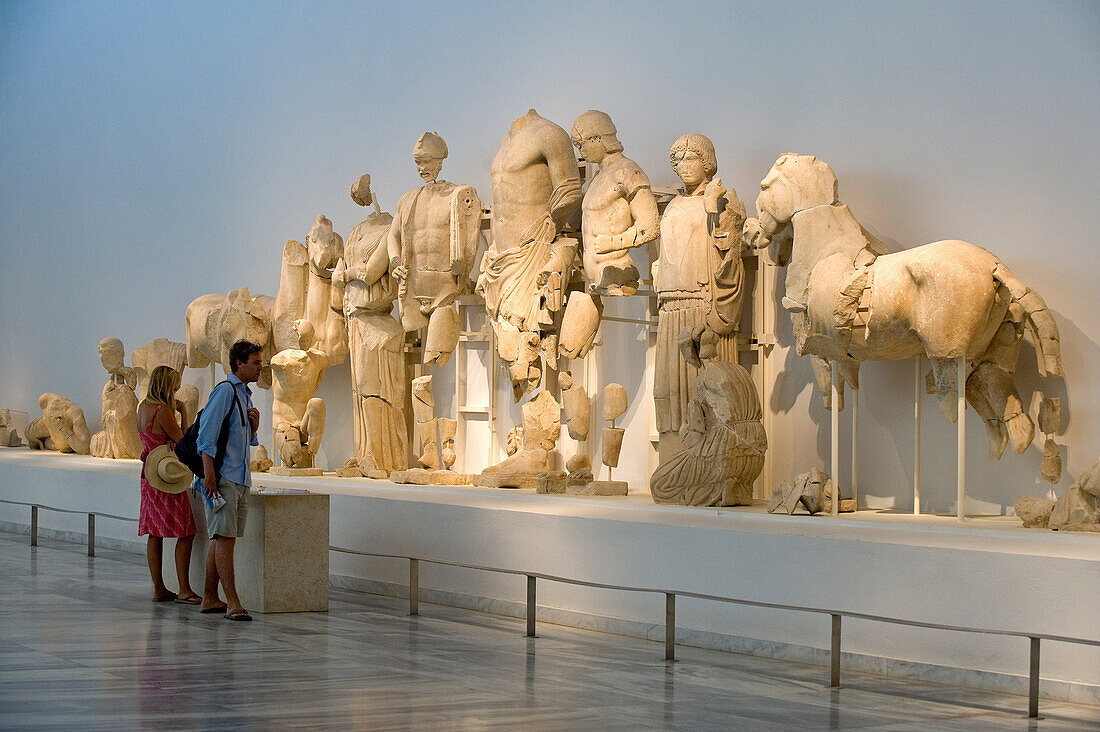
[650,328,767,506]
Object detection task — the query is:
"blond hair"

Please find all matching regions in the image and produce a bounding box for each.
[146,366,181,408]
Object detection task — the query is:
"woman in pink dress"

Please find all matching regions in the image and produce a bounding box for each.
[137,366,199,603]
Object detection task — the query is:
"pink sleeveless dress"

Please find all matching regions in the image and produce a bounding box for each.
[138,405,197,538]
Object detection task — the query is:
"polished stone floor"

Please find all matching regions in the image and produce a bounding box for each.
[0,531,1097,731]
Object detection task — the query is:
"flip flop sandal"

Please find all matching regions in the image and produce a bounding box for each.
[200,605,228,614]
[174,595,202,605]
[152,592,177,603]
[224,610,253,622]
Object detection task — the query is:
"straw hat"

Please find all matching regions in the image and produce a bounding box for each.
[143,445,193,494]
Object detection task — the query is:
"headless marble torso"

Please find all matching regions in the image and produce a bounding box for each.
[270,349,328,427]
[489,112,579,254]
[344,212,397,314]
[480,110,582,335]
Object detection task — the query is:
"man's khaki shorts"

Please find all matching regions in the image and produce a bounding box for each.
[205,477,249,539]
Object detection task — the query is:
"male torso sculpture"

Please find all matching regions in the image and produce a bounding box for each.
[388,133,482,366]
[553,111,661,365]
[570,110,659,296]
[476,109,583,394]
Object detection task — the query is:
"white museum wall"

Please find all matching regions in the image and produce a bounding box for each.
[2,3,1099,506]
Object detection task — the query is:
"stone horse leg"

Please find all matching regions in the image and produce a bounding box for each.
[966,319,1033,459]
[927,334,1033,461]
[811,355,860,411]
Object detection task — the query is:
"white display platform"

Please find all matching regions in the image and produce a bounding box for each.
[0,448,1096,704]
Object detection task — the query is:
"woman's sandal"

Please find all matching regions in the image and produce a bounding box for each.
[224,610,253,622]
[174,595,202,605]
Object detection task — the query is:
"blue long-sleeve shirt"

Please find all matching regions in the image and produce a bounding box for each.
[195,373,257,487]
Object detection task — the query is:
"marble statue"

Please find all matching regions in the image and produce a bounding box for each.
[558,292,602,361]
[331,174,408,475]
[559,372,590,441]
[391,376,465,483]
[601,383,627,469]
[250,444,273,473]
[268,346,328,475]
[654,134,747,462]
[177,385,199,428]
[476,109,583,394]
[766,468,853,515]
[650,331,766,507]
[272,239,310,353]
[1016,456,1100,532]
[272,216,348,365]
[745,153,1064,461]
[89,337,142,460]
[1038,397,1063,484]
[569,109,658,297]
[475,390,561,489]
[387,132,483,366]
[1014,495,1054,528]
[186,287,275,388]
[131,338,187,400]
[0,409,22,447]
[26,393,91,454]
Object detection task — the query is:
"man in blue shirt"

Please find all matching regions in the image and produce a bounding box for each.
[198,340,262,621]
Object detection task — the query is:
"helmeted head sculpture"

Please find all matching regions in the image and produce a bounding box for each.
[413,132,448,182]
[570,110,623,163]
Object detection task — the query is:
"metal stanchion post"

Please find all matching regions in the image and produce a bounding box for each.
[830,614,842,687]
[87,514,95,557]
[665,593,676,661]
[526,575,537,638]
[1029,637,1041,719]
[30,505,38,547]
[409,558,419,616]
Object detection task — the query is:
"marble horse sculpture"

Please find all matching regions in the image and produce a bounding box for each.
[186,287,275,389]
[744,153,1063,459]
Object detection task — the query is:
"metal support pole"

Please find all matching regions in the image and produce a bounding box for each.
[665,593,676,661]
[831,361,840,516]
[409,558,419,616]
[30,505,38,547]
[1028,637,1040,719]
[957,356,966,523]
[914,357,921,514]
[830,614,842,687]
[87,514,95,557]
[526,575,537,637]
[851,386,859,508]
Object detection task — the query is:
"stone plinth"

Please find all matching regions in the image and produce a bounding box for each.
[268,466,323,477]
[234,491,330,613]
